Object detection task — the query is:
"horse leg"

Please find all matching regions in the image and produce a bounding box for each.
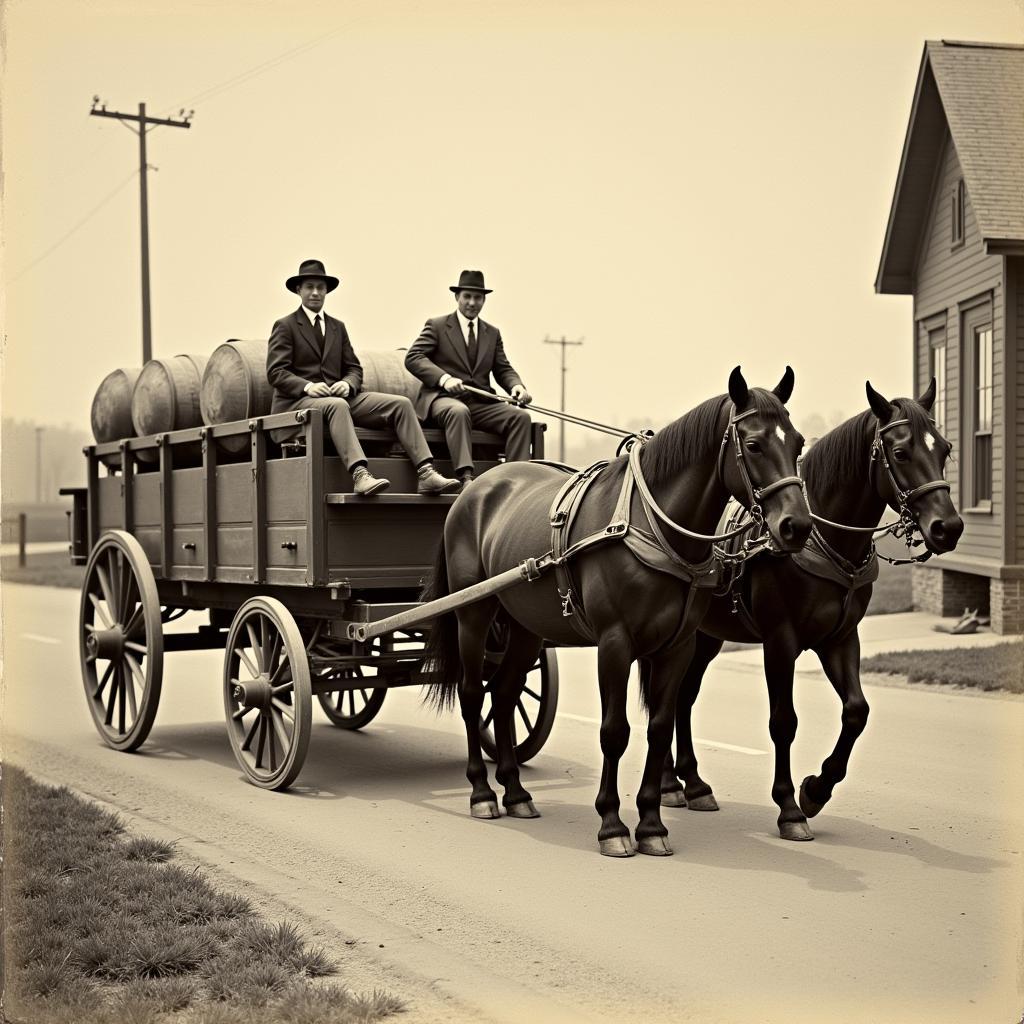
[489,621,544,818]
[800,632,869,819]
[669,631,723,812]
[764,637,813,841]
[456,598,501,819]
[635,641,690,856]
[595,630,635,858]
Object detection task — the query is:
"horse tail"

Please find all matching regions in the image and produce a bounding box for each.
[422,534,462,712]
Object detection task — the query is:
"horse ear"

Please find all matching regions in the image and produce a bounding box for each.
[728,366,749,410]
[917,376,937,412]
[772,365,795,405]
[866,381,895,424]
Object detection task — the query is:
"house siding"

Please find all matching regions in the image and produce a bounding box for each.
[913,135,1004,565]
[1015,258,1024,563]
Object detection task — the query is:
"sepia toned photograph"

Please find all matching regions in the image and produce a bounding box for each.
[2,2,1022,1022]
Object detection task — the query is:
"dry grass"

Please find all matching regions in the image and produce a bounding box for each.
[1,551,85,589]
[864,560,912,616]
[2,765,405,1024]
[861,642,1024,693]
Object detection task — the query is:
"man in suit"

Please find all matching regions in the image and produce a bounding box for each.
[405,270,533,488]
[267,259,459,496]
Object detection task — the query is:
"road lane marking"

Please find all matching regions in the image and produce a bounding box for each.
[21,633,62,646]
[559,711,765,755]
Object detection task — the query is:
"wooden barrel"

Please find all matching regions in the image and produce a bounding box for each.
[200,340,273,451]
[91,367,141,444]
[131,354,208,437]
[360,348,421,403]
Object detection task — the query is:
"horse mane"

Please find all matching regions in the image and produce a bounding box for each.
[801,397,937,497]
[642,388,787,486]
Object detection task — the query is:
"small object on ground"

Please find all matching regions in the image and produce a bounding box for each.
[932,607,981,635]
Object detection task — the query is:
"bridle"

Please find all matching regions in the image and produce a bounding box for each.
[624,402,804,550]
[805,416,951,565]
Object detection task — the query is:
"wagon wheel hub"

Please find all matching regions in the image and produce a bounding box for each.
[233,676,273,711]
[87,627,126,661]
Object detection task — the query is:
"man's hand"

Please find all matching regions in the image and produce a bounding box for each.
[329,381,351,398]
[304,382,332,398]
[511,385,532,406]
[443,377,466,394]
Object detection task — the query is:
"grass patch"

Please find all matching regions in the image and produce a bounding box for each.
[861,642,1024,693]
[865,560,912,616]
[2,765,405,1023]
[1,550,85,589]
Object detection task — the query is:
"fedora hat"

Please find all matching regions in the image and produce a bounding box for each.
[449,269,492,294]
[286,259,340,293]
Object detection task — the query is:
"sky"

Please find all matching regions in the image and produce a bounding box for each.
[3,0,1023,449]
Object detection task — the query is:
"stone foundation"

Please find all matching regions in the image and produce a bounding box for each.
[911,565,990,618]
[991,577,1024,636]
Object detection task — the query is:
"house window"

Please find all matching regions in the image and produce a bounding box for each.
[951,178,965,247]
[928,326,947,432]
[973,326,993,504]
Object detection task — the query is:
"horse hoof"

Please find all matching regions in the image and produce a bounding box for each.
[779,820,814,842]
[471,800,501,819]
[799,778,824,818]
[505,800,540,819]
[599,836,636,858]
[686,794,720,812]
[661,790,687,808]
[636,835,673,856]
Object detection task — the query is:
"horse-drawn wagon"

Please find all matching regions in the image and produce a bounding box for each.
[64,353,559,791]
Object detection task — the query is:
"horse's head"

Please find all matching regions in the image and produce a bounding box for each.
[722,366,811,554]
[866,380,963,554]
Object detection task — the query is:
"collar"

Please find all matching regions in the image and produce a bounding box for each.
[455,309,479,339]
[301,305,326,326]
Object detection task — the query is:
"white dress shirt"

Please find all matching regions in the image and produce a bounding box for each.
[440,311,479,388]
[302,305,326,335]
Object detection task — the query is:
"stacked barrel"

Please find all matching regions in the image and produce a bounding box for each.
[89,343,418,451]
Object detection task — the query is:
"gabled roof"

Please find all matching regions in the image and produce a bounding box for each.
[875,41,1024,294]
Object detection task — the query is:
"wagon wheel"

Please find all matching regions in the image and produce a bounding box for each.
[79,530,163,752]
[317,667,387,729]
[479,637,560,765]
[223,597,312,791]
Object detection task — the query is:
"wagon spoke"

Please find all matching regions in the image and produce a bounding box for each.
[241,714,260,750]
[246,621,263,674]
[95,565,117,622]
[235,646,260,680]
[482,706,495,729]
[124,641,148,655]
[271,697,295,721]
[104,664,120,725]
[517,699,532,732]
[270,708,290,760]
[117,551,132,623]
[266,713,278,772]
[123,658,140,721]
[523,685,542,702]
[265,629,282,678]
[123,605,144,639]
[271,680,294,696]
[89,592,114,630]
[93,661,115,699]
[254,715,268,768]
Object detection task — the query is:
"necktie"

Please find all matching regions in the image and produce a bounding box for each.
[467,320,478,368]
[313,314,324,353]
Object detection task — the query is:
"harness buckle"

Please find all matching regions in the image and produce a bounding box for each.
[559,588,576,618]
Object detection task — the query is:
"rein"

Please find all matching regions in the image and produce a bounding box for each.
[803,417,950,565]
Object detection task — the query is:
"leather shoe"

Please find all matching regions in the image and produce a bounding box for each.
[458,470,475,491]
[352,468,390,496]
[417,467,460,495]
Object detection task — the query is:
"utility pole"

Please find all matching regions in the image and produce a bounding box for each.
[35,426,44,504]
[90,98,193,364]
[542,335,584,462]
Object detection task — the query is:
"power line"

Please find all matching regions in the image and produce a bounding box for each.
[10,168,139,283]
[542,335,585,462]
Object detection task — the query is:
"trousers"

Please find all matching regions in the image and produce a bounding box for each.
[291,392,432,469]
[428,394,533,472]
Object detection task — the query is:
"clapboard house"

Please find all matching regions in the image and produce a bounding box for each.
[876,40,1024,634]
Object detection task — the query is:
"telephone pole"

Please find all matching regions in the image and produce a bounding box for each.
[543,335,584,462]
[90,98,193,364]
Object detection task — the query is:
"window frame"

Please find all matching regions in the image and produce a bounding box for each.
[951,177,966,249]
[926,319,947,433]
[959,298,994,513]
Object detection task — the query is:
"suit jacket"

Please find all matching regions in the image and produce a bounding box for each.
[404,313,524,420]
[266,308,363,414]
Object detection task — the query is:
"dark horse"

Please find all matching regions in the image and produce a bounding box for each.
[660,379,963,840]
[424,368,812,857]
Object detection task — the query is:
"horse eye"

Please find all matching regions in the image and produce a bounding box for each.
[892,449,909,462]
[745,441,762,454]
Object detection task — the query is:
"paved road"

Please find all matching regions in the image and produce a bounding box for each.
[3,582,1022,1024]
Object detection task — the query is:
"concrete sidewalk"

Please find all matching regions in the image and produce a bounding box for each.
[721,610,1019,674]
[0,541,70,557]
